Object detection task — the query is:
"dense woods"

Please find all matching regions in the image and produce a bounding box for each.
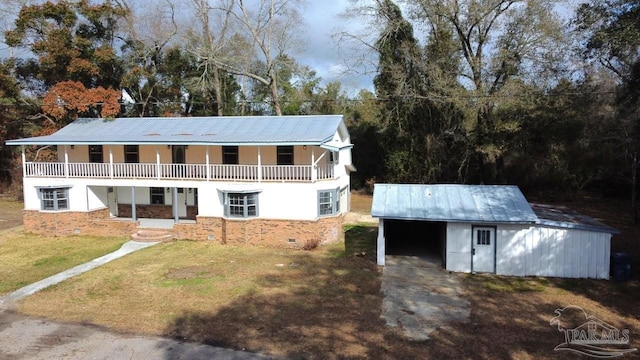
[1,1,639,206]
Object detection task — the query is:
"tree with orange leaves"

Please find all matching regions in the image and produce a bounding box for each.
[42,80,120,124]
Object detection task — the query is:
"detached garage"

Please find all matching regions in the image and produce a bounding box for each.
[371,184,618,279]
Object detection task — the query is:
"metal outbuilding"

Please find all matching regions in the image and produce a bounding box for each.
[371,184,617,279]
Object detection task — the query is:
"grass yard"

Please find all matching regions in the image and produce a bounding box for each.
[7,192,640,359]
[0,227,126,295]
[0,196,23,231]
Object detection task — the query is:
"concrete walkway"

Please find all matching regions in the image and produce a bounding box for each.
[0,241,159,310]
[381,255,470,341]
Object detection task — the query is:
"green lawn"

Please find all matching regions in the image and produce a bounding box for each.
[0,228,126,294]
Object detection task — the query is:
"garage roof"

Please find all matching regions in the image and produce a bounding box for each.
[371,184,538,224]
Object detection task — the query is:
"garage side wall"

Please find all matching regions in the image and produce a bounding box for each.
[496,225,611,279]
[446,223,472,272]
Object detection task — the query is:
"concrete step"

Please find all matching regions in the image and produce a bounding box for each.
[131,229,174,242]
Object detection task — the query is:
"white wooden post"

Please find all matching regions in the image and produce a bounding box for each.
[311,148,316,182]
[156,147,161,180]
[64,146,69,178]
[205,145,211,181]
[109,147,114,179]
[21,146,26,178]
[377,219,385,266]
[257,146,262,182]
[173,187,179,223]
[131,186,136,221]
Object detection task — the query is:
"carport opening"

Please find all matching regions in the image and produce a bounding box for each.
[384,220,446,266]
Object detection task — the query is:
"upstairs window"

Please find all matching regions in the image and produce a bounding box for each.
[124,145,139,163]
[225,192,258,218]
[222,146,239,165]
[89,145,103,163]
[277,146,294,165]
[40,187,69,211]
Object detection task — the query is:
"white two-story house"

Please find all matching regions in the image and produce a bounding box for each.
[7,115,354,247]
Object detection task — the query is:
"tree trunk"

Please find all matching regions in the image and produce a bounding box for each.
[212,67,223,116]
[269,75,282,116]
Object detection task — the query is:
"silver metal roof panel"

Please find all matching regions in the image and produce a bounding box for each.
[6,115,345,146]
[371,184,538,224]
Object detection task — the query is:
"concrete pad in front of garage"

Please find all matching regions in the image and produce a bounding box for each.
[381,255,470,341]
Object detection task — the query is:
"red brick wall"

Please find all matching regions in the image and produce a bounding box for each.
[23,209,343,247]
[23,208,137,237]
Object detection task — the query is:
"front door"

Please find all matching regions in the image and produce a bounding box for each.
[172,145,186,164]
[472,227,496,273]
[178,188,187,218]
[107,187,118,217]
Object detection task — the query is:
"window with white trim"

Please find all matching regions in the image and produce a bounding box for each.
[150,187,165,205]
[40,187,69,211]
[225,192,258,218]
[318,189,339,216]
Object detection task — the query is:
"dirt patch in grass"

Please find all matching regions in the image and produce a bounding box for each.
[350,192,373,214]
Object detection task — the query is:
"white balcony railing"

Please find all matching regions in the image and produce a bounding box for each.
[24,162,335,182]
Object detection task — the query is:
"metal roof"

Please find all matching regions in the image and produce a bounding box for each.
[371,184,538,224]
[6,115,345,146]
[531,203,619,234]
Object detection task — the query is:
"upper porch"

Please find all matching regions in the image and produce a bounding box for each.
[21,144,339,183]
[8,115,354,184]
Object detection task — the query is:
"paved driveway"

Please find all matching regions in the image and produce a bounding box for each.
[381,255,471,340]
[0,310,273,360]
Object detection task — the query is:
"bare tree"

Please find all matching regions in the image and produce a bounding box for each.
[190,0,306,116]
[185,0,236,116]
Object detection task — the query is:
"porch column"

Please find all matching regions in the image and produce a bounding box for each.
[173,187,179,223]
[205,146,211,181]
[64,145,69,178]
[377,219,385,266]
[257,146,262,182]
[156,147,161,180]
[311,148,316,182]
[21,146,26,178]
[109,148,114,179]
[131,186,137,221]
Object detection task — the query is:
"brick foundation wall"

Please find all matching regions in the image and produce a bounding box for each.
[23,208,137,237]
[23,209,343,247]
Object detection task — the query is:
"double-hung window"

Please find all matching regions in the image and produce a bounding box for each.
[225,192,258,218]
[40,187,69,211]
[124,145,139,163]
[318,188,339,216]
[277,146,294,165]
[222,146,239,165]
[150,187,165,205]
[89,145,103,163]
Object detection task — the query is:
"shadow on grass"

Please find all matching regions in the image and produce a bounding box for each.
[159,223,613,359]
[554,277,640,320]
[163,250,389,359]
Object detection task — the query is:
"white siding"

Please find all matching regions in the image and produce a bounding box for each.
[445,222,612,279]
[23,175,349,222]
